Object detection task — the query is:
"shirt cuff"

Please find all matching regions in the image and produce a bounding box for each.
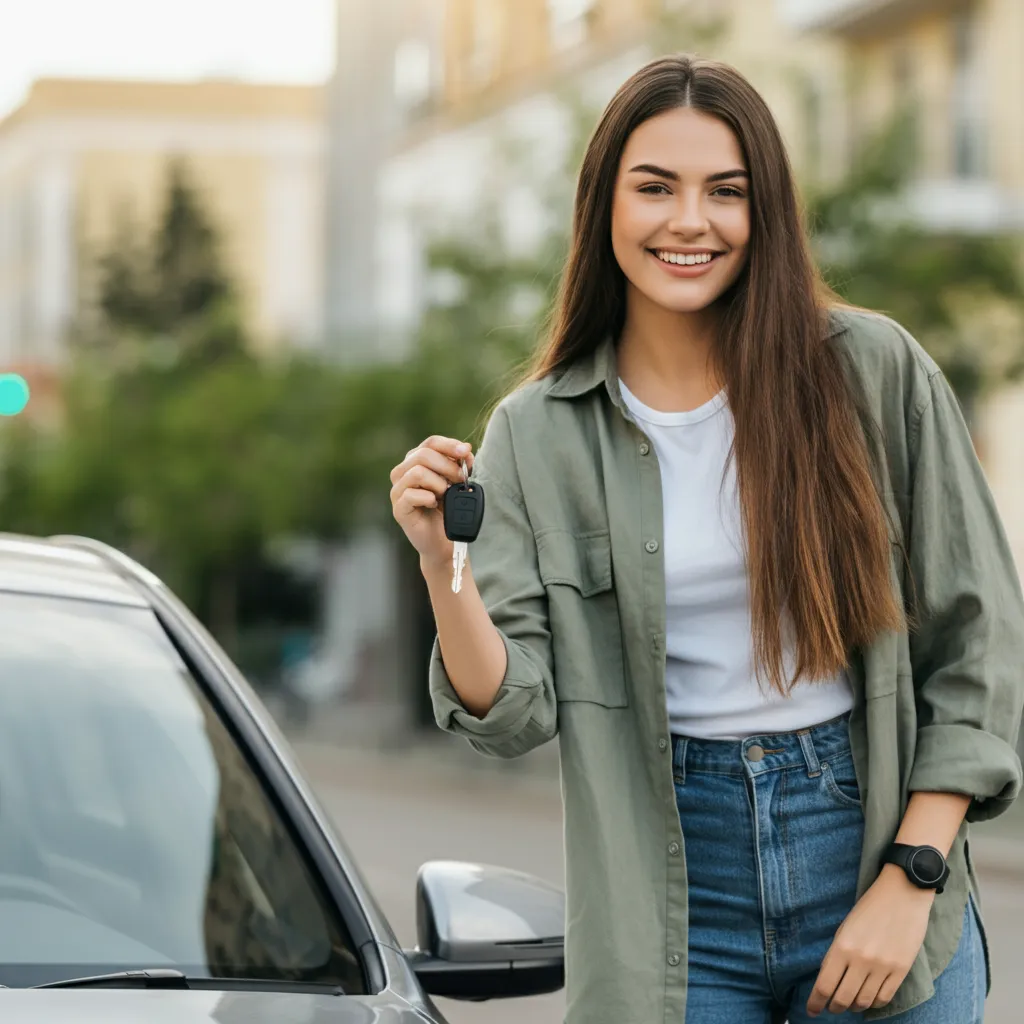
[428,632,554,756]
[908,723,1023,822]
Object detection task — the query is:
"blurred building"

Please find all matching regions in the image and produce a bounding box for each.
[0,77,326,370]
[782,0,1024,583]
[782,0,1024,230]
[325,0,447,363]
[373,0,841,352]
[325,0,446,362]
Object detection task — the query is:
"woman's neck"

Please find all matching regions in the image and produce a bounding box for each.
[617,293,723,414]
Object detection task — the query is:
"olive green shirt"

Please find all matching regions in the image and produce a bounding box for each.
[428,308,1024,1021]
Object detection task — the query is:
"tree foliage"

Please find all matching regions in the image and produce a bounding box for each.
[806,110,1024,409]
[0,162,327,649]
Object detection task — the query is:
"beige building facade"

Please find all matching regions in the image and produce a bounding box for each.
[0,78,327,369]
[377,0,844,344]
[783,0,1024,229]
[782,0,1024,590]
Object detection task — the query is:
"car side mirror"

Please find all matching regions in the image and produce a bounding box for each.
[405,860,565,1001]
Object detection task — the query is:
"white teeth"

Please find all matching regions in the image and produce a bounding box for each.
[655,250,715,266]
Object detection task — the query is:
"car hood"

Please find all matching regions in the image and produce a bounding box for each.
[0,990,437,1024]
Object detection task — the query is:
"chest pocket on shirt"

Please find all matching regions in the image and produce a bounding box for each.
[535,529,628,707]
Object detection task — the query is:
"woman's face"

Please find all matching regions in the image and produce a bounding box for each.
[610,107,750,316]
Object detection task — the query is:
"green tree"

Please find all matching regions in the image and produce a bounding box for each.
[87,158,243,376]
[806,110,1024,416]
[0,158,323,654]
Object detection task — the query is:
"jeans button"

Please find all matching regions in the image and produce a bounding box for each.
[746,744,765,762]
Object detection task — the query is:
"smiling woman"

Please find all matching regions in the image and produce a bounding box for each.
[401,52,1024,1024]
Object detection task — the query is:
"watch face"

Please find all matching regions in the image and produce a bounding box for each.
[910,847,945,885]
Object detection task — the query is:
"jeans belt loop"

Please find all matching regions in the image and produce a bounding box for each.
[672,736,687,785]
[798,729,822,777]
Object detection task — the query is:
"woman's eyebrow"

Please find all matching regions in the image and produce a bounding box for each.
[627,163,749,183]
[706,168,749,183]
[628,162,680,181]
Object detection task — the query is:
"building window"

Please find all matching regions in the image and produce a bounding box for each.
[394,39,433,109]
[470,0,502,83]
[547,0,596,52]
[892,40,913,95]
[891,39,920,165]
[950,7,985,178]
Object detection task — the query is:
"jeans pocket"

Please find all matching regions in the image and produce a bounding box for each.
[821,751,862,809]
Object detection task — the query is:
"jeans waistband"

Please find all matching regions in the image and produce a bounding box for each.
[671,710,854,783]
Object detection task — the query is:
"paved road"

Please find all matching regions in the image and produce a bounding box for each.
[294,738,1023,1024]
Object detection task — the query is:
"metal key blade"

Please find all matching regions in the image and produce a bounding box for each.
[452,541,468,593]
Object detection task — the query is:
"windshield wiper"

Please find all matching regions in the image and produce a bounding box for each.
[33,969,344,994]
[35,969,189,989]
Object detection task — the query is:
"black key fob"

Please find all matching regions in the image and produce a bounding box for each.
[443,480,485,543]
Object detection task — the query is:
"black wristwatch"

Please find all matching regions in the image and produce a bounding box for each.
[882,843,950,893]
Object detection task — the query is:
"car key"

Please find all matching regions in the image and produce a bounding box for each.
[443,460,485,593]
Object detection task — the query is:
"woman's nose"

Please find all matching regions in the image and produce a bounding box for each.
[666,190,710,236]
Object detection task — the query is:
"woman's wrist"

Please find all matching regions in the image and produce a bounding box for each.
[420,550,454,579]
[877,862,937,901]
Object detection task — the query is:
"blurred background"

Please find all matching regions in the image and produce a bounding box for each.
[0,1,1022,1020]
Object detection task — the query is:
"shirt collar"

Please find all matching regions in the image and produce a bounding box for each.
[547,335,617,401]
[545,310,849,404]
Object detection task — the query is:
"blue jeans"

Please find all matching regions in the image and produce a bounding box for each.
[673,712,987,1023]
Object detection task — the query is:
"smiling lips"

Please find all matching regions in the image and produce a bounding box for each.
[649,247,724,277]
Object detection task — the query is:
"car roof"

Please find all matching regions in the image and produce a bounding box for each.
[0,533,153,607]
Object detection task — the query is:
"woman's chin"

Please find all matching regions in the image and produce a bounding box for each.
[644,286,723,315]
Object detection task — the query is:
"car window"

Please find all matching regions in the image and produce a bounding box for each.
[0,590,366,992]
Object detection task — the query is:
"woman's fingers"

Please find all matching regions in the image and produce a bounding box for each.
[392,486,438,520]
[391,464,451,505]
[390,438,473,486]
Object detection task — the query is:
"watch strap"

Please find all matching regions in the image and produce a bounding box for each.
[884,843,949,893]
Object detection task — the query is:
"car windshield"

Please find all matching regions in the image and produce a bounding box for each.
[0,590,365,991]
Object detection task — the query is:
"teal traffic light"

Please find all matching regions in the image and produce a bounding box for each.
[0,374,30,416]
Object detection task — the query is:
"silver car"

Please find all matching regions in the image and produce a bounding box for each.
[0,533,565,1022]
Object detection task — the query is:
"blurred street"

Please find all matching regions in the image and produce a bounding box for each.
[291,719,1024,1024]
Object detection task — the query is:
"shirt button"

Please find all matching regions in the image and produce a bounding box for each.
[668,841,680,856]
[668,952,681,966]
[658,737,668,752]
[645,539,659,554]
[639,442,650,456]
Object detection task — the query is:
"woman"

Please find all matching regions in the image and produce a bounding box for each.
[388,55,1024,1023]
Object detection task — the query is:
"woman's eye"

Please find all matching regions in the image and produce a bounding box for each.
[638,183,671,195]
[712,185,745,198]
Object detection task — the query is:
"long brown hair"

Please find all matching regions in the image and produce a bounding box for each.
[523,54,903,693]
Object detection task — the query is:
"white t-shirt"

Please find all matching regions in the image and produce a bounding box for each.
[618,378,854,740]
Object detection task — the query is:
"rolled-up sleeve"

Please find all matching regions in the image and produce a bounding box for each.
[906,369,1024,821]
[428,404,558,759]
